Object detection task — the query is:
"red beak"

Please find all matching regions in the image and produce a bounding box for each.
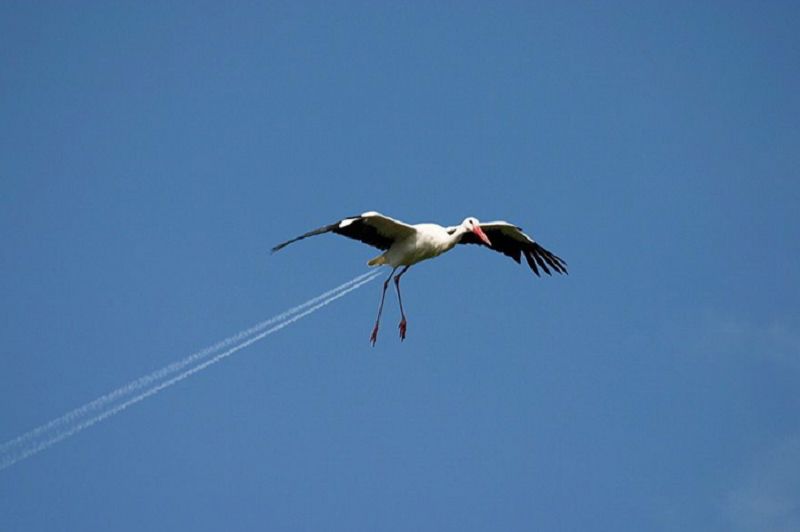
[473,226,492,246]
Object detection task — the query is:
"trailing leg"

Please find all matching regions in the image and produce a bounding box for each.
[370,267,397,346]
[394,266,411,341]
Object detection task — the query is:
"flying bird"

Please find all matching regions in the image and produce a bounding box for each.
[272,212,567,345]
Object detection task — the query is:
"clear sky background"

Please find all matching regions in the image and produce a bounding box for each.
[1,2,799,531]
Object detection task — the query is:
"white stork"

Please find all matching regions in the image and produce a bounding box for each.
[272,211,567,345]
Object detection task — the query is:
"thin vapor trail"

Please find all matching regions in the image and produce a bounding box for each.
[0,270,381,472]
[0,270,376,456]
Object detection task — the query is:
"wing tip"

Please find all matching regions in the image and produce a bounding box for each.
[524,244,570,277]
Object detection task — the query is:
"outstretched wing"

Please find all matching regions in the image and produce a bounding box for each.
[458,221,568,276]
[271,211,417,253]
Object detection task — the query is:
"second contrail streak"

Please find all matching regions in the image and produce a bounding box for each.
[0,270,381,472]
[0,270,376,457]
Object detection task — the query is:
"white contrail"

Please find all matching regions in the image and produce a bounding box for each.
[0,270,381,472]
[0,270,377,456]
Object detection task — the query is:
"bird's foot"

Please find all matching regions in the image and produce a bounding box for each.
[370,324,379,346]
[398,318,407,341]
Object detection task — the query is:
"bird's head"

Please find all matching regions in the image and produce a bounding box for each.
[462,217,492,246]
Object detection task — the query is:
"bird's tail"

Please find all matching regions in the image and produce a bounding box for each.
[367,255,386,267]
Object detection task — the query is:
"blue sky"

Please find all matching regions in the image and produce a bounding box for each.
[1,2,799,530]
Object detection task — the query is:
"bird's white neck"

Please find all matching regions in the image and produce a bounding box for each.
[446,222,472,246]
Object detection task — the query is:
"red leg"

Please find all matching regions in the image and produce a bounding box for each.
[394,266,410,341]
[371,268,397,346]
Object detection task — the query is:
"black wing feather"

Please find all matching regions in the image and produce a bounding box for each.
[523,249,540,276]
[532,251,551,275]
